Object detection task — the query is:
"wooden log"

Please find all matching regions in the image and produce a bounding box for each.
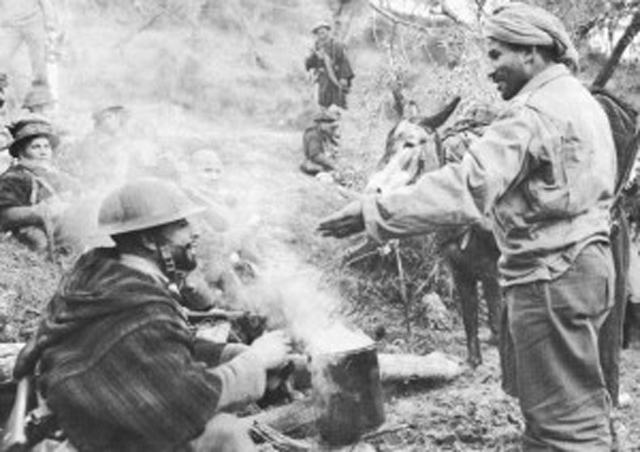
[249,421,312,451]
[0,343,24,384]
[378,351,463,382]
[241,398,319,437]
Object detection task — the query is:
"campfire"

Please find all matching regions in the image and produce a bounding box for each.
[223,251,462,449]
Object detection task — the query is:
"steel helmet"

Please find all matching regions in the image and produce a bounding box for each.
[98,178,205,236]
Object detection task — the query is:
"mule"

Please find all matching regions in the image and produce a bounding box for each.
[362,96,502,367]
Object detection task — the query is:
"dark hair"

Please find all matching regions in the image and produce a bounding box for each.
[13,134,52,158]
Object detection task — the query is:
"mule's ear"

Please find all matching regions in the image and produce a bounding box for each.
[418,96,462,130]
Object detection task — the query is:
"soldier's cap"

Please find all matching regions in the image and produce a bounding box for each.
[8,118,60,158]
[312,21,331,33]
[314,110,339,123]
[92,105,126,123]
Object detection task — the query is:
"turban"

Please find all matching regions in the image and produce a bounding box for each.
[484,2,579,71]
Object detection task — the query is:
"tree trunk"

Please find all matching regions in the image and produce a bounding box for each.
[592,10,640,89]
[0,343,24,383]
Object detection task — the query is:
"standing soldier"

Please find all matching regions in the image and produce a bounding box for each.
[305,21,354,110]
[0,0,61,106]
[320,3,617,450]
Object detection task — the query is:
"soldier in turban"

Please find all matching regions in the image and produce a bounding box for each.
[319,4,616,450]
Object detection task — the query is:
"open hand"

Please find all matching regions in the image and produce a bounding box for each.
[317,200,364,238]
[250,330,293,370]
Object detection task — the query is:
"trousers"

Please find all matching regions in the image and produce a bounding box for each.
[502,242,614,451]
[0,18,49,85]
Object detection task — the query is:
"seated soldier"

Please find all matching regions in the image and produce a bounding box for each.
[0,118,78,251]
[185,149,264,311]
[57,105,131,188]
[300,110,340,176]
[13,178,293,452]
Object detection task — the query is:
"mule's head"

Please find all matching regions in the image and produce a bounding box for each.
[365,96,461,195]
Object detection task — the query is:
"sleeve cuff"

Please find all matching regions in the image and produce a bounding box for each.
[210,350,267,410]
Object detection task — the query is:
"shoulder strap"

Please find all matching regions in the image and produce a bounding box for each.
[19,166,59,205]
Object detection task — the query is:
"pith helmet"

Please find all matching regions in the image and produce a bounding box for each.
[92,105,127,124]
[8,118,60,158]
[312,21,331,33]
[98,178,205,236]
[22,84,55,109]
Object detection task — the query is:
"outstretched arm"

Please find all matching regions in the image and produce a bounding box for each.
[319,106,535,241]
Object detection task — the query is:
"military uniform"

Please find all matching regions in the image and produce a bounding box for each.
[305,37,354,109]
[300,121,337,176]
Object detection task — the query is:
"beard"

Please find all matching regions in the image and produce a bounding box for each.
[170,242,198,273]
[489,67,528,101]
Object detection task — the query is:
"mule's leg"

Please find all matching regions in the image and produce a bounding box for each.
[623,298,637,349]
[450,264,482,367]
[599,213,630,406]
[481,270,502,346]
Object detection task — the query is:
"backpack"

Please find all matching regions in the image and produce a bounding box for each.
[590,87,639,197]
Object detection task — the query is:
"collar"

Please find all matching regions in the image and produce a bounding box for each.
[513,64,570,101]
[119,253,169,286]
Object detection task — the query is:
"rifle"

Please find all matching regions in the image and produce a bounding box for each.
[2,377,31,452]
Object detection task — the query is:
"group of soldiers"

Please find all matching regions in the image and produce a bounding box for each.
[1,3,635,452]
[0,4,300,451]
[300,20,354,177]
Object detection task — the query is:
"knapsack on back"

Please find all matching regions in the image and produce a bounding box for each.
[590,87,639,196]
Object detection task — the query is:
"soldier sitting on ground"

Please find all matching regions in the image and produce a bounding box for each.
[185,149,265,313]
[57,105,130,188]
[0,118,78,252]
[300,110,340,176]
[12,178,294,452]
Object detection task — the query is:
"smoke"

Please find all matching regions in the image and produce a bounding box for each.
[0,1,373,354]
[222,240,373,355]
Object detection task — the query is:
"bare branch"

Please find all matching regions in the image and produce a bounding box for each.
[367,0,432,34]
[593,8,640,88]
